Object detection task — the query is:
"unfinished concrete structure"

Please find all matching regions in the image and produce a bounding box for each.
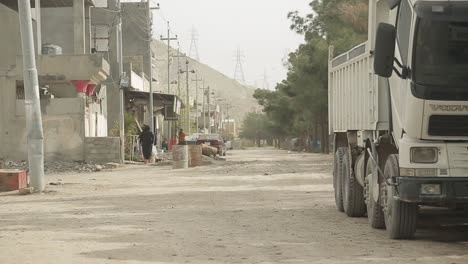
[0,0,113,161]
[0,0,183,162]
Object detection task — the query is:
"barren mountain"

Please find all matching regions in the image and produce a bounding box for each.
[152,40,260,124]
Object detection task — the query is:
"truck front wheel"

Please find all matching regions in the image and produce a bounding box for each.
[365,159,385,229]
[334,148,346,212]
[382,154,418,239]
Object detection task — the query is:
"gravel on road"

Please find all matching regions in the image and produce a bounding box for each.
[0,148,467,264]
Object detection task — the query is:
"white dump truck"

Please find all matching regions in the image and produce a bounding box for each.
[329,0,468,239]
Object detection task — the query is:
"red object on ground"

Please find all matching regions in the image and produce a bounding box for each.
[169,138,177,151]
[86,84,97,96]
[0,169,28,192]
[71,80,90,94]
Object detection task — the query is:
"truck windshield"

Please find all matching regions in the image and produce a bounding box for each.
[413,3,468,87]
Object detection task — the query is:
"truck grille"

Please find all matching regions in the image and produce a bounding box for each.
[428,115,468,137]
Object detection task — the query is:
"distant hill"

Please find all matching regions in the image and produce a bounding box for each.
[152,40,260,124]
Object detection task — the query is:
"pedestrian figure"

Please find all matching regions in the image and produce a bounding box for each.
[139,125,154,164]
[178,129,186,145]
[162,138,168,152]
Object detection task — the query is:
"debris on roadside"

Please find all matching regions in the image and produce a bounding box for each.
[18,187,34,195]
[202,144,218,158]
[0,159,120,174]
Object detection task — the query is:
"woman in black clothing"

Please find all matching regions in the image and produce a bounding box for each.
[139,125,154,164]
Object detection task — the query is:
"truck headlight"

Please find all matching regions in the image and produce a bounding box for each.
[411,147,438,164]
[421,184,441,195]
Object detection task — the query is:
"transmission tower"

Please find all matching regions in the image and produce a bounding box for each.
[233,48,246,84]
[189,26,200,61]
[262,69,270,90]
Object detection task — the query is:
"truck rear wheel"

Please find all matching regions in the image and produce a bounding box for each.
[383,155,418,239]
[365,159,385,229]
[342,150,366,217]
[334,148,345,212]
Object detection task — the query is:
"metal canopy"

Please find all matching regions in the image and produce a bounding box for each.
[126,90,185,109]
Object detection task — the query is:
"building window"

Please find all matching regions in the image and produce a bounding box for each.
[93,0,108,8]
[92,25,110,52]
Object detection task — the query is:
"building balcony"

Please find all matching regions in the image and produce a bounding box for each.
[16,53,110,97]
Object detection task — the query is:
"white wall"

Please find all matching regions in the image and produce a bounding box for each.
[86,102,108,137]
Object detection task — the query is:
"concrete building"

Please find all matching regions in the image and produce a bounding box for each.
[0,0,118,162]
[92,0,183,147]
[0,0,183,163]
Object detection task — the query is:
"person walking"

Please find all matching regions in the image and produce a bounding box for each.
[178,129,186,145]
[139,125,154,164]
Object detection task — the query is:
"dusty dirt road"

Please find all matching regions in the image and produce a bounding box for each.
[0,148,467,264]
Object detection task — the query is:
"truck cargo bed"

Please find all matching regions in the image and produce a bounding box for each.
[328,42,389,134]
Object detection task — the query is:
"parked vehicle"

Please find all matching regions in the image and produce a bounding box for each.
[329,0,468,239]
[196,134,227,156]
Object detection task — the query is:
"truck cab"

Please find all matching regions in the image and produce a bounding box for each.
[329,0,468,239]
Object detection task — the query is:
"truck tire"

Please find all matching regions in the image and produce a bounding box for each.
[365,159,385,229]
[383,155,418,239]
[342,149,366,217]
[334,148,345,212]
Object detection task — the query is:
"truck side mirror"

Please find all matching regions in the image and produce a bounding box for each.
[388,0,401,10]
[374,23,396,78]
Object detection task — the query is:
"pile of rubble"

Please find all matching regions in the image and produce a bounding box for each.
[0,160,119,174]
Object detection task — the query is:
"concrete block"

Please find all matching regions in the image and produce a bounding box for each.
[0,169,28,192]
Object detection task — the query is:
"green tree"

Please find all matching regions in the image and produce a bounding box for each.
[240,112,274,147]
[251,0,369,153]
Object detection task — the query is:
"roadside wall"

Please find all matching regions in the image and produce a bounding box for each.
[84,137,120,163]
[15,98,87,161]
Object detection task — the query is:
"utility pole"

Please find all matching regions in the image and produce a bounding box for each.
[18,0,45,192]
[179,60,195,134]
[185,60,190,134]
[262,69,270,90]
[207,86,212,134]
[192,74,203,132]
[174,47,185,97]
[199,83,207,133]
[160,22,177,143]
[160,21,178,94]
[147,1,159,134]
[173,47,185,132]
[35,0,41,54]
[115,0,125,162]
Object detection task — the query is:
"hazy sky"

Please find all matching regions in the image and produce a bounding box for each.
[151,0,311,89]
